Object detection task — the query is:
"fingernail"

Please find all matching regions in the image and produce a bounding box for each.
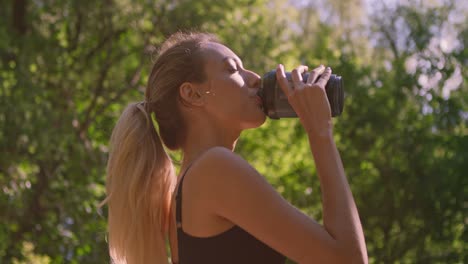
[279,64,286,77]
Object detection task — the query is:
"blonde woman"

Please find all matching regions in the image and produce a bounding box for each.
[102,32,367,264]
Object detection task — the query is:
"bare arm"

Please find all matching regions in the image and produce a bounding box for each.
[277,64,367,262]
[309,135,367,263]
[193,144,366,263]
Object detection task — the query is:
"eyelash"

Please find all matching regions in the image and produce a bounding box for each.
[228,67,238,74]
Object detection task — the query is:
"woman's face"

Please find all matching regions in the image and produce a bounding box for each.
[197,42,266,130]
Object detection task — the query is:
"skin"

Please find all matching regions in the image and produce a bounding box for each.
[168,42,368,263]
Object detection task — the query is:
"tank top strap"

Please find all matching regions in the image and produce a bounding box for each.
[175,161,196,229]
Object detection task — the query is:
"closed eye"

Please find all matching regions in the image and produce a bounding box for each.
[223,56,242,74]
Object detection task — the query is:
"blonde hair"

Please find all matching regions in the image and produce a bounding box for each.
[101,32,219,264]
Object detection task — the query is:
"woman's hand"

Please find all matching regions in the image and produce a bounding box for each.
[275,64,333,139]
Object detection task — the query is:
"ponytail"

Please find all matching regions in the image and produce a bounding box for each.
[102,102,176,264]
[101,31,220,263]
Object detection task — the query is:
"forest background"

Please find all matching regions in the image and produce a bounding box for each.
[1,0,467,263]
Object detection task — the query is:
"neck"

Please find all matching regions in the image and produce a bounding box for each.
[180,122,241,174]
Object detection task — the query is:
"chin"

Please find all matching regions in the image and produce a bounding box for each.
[242,112,266,129]
[256,113,267,127]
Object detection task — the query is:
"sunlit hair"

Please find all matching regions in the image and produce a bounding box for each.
[101,31,219,264]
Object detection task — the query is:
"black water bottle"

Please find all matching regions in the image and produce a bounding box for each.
[257,70,344,119]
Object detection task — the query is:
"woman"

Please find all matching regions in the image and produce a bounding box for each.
[102,32,367,264]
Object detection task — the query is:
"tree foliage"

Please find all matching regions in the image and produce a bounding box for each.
[0,0,466,263]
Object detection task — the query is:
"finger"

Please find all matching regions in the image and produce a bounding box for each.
[315,67,332,88]
[291,65,309,89]
[306,65,326,84]
[276,64,293,96]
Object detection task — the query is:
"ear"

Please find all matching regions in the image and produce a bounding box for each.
[179,82,206,107]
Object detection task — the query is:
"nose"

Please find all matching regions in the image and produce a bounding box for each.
[244,70,261,89]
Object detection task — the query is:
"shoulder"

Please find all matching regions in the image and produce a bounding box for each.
[188,146,282,216]
[196,146,251,172]
[184,146,267,206]
[192,146,262,188]
[180,146,264,225]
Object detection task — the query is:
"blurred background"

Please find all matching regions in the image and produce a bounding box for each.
[0,0,466,263]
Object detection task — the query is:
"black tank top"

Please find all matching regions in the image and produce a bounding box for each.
[175,162,287,264]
